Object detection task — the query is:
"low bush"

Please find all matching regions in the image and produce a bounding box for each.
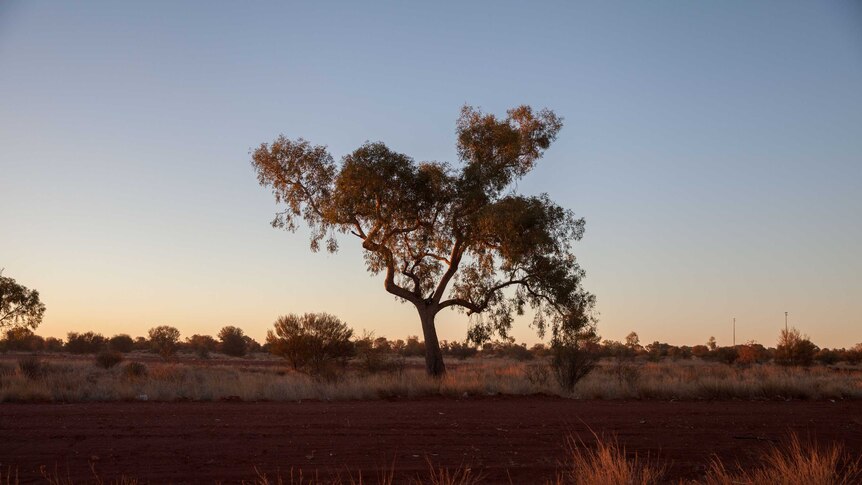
[551,340,598,392]
[95,350,124,369]
[17,355,43,379]
[123,361,148,379]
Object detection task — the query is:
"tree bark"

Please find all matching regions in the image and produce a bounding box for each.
[418,306,446,377]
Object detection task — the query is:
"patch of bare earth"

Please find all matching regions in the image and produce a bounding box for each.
[1,397,860,483]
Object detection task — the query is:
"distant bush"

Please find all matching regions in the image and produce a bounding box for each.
[108,334,134,353]
[400,336,425,357]
[44,337,64,352]
[148,325,180,359]
[65,331,106,354]
[483,340,534,361]
[551,337,599,392]
[354,332,404,374]
[218,326,247,357]
[267,313,354,377]
[123,361,148,378]
[3,328,44,352]
[17,355,43,379]
[814,348,840,366]
[442,341,478,360]
[736,342,768,365]
[776,328,817,367]
[95,350,124,369]
[186,334,218,359]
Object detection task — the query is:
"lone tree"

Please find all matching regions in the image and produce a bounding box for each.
[0,270,46,331]
[251,105,595,376]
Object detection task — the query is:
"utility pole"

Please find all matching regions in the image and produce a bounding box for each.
[733,317,736,346]
[785,311,788,333]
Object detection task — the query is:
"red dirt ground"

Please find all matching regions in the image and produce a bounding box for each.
[2,397,861,484]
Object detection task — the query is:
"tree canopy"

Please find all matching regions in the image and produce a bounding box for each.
[0,271,46,331]
[251,105,595,375]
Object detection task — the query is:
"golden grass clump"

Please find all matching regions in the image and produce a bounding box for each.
[549,434,665,485]
[703,434,861,485]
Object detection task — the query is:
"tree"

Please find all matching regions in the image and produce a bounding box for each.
[251,105,595,376]
[624,332,640,351]
[0,271,46,331]
[108,334,135,353]
[148,325,180,359]
[218,326,247,357]
[266,313,354,375]
[66,331,106,354]
[775,327,817,367]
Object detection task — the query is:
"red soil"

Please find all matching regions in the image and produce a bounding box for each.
[1,397,860,483]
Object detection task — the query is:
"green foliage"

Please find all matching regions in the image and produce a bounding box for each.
[0,271,46,331]
[95,350,124,369]
[266,313,354,376]
[148,325,181,359]
[65,331,106,354]
[218,326,247,357]
[108,334,134,353]
[251,105,595,376]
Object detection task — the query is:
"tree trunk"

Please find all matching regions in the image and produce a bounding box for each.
[418,306,446,377]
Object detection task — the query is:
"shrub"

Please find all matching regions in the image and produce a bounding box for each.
[3,328,44,351]
[776,328,818,367]
[815,348,840,366]
[267,313,354,377]
[442,340,479,360]
[401,336,425,357]
[123,361,148,378]
[17,355,43,379]
[148,325,181,359]
[95,350,124,369]
[551,338,599,392]
[44,337,64,352]
[186,334,218,359]
[218,326,247,357]
[108,334,135,353]
[65,331,106,354]
[354,332,404,374]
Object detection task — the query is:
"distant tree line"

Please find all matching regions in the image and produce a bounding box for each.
[1,322,859,370]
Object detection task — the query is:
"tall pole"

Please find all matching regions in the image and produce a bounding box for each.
[733,317,736,346]
[785,311,788,333]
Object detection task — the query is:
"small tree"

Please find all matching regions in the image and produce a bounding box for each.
[775,328,817,367]
[550,332,599,392]
[0,271,46,331]
[218,326,247,357]
[186,334,218,358]
[108,334,134,353]
[250,105,595,376]
[266,313,354,375]
[66,331,106,354]
[148,325,180,359]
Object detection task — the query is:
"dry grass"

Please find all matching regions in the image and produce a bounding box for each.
[550,433,665,485]
[703,434,861,485]
[0,355,859,403]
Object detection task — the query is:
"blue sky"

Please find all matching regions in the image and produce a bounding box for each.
[1,1,860,347]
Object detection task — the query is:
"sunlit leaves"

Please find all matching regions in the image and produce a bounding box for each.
[251,105,594,346]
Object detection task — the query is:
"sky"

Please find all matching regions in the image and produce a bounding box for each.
[1,1,860,348]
